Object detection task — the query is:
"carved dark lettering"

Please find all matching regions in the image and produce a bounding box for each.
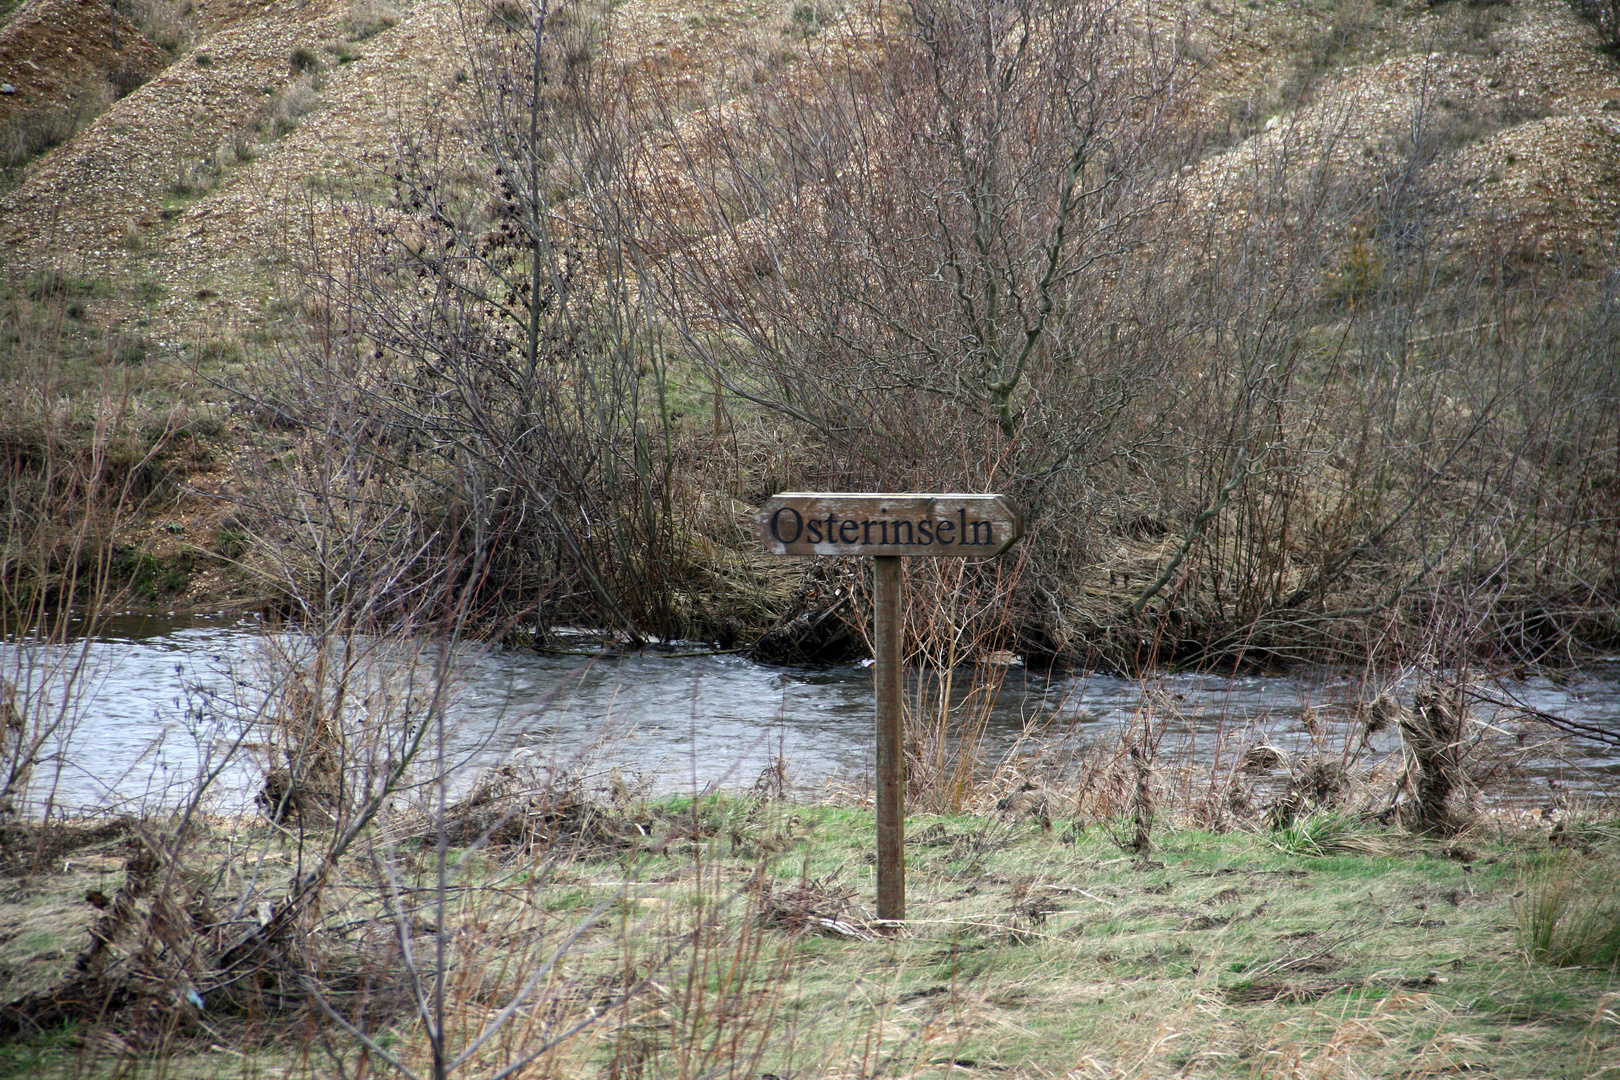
[756,493,1022,557]
[770,507,803,544]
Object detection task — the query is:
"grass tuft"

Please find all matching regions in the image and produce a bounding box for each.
[1517,854,1620,970]
[342,0,401,41]
[1270,810,1392,857]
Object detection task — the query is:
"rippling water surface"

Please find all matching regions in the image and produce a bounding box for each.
[5,613,1617,814]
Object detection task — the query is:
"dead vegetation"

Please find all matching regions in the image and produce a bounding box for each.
[1,2,1618,1070]
[0,539,1613,1074]
[201,0,1620,672]
[1569,0,1620,51]
[0,0,1614,677]
[0,723,1613,1078]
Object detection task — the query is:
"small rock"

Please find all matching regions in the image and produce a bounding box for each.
[0,84,15,94]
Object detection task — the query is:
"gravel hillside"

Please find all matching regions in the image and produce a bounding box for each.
[1,0,1617,621]
[3,0,1617,339]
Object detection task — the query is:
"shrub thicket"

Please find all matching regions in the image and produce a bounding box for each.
[213,0,1620,672]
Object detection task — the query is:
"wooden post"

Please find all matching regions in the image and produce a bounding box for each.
[753,493,1024,925]
[873,554,904,922]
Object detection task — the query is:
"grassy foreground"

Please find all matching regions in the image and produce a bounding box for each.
[2,794,1617,1079]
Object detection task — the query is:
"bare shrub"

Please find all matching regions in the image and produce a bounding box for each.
[892,553,1030,813]
[167,156,217,197]
[120,0,194,54]
[107,64,150,100]
[0,110,73,169]
[0,282,177,863]
[1125,90,1620,671]
[639,3,1620,670]
[655,0,1195,473]
[264,78,320,135]
[343,0,402,41]
[0,414,648,1053]
[0,680,24,825]
[0,90,110,170]
[289,44,322,73]
[1569,0,1620,53]
[641,0,1202,662]
[238,0,686,638]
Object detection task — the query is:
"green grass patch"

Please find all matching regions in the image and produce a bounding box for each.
[0,1023,81,1080]
[2,797,1616,1078]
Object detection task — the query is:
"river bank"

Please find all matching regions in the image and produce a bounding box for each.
[3,603,1617,1076]
[5,1,1620,676]
[1,789,1616,1079]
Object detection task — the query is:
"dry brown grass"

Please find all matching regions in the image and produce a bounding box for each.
[0,647,1615,1079]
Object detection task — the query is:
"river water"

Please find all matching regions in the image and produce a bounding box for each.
[4,613,1617,815]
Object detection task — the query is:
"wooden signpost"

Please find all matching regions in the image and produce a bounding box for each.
[755,493,1024,922]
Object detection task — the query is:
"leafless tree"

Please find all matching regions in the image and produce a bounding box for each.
[1568,0,1620,52]
[644,0,1199,499]
[241,0,682,640]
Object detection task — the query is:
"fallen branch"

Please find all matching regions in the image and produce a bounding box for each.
[1454,684,1620,749]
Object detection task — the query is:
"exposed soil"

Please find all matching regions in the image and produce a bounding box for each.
[2,0,1618,629]
[7,1,1613,338]
[0,0,172,131]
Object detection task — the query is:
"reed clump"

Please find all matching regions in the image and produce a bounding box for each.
[1518,850,1620,971]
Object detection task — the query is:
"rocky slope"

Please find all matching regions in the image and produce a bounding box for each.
[2,0,1617,620]
[4,0,1615,337]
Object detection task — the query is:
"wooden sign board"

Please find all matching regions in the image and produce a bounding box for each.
[756,493,1023,558]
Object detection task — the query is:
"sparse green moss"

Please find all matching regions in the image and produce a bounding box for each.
[111,549,191,600]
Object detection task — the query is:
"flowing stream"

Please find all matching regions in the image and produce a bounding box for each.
[5,612,1617,815]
